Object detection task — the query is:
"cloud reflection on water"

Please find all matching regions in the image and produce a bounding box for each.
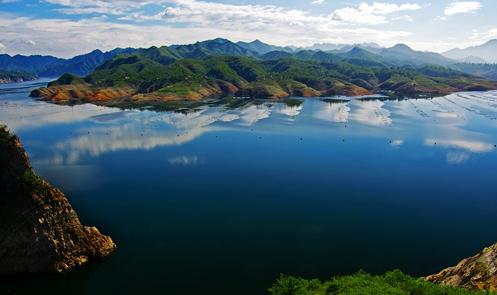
[279,104,303,118]
[424,138,494,153]
[350,100,392,126]
[239,104,271,125]
[2,89,497,167]
[0,100,120,131]
[314,101,350,123]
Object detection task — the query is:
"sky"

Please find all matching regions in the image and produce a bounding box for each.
[1,0,497,58]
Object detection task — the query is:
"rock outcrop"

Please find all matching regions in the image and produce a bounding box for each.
[0,125,116,275]
[426,243,497,291]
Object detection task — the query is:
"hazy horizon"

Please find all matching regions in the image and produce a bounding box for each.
[1,0,497,58]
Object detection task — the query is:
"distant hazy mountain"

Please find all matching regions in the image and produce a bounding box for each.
[236,40,294,55]
[443,40,497,63]
[0,48,135,77]
[264,44,453,68]
[0,54,62,75]
[379,44,454,66]
[306,43,343,51]
[306,42,381,53]
[39,48,136,77]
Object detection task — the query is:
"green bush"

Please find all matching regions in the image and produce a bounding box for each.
[269,271,493,295]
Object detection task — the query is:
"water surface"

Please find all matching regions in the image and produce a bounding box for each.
[1,80,497,294]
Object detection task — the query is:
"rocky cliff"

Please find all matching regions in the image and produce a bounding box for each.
[426,243,497,291]
[0,125,116,275]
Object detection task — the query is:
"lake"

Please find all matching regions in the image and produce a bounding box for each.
[1,80,497,294]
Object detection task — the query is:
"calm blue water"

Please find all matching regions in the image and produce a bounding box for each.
[1,80,497,294]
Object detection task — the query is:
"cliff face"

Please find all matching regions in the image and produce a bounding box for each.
[0,126,116,275]
[426,243,497,291]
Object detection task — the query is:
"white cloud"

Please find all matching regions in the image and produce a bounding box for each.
[43,0,166,15]
[470,28,497,42]
[392,15,413,22]
[444,1,481,16]
[331,2,421,25]
[311,0,325,5]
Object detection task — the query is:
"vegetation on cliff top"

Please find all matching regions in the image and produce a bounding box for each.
[269,271,494,295]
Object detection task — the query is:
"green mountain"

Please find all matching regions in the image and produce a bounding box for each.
[171,38,259,58]
[30,50,497,105]
[261,51,294,60]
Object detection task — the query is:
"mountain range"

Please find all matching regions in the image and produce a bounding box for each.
[0,48,134,78]
[444,39,497,63]
[30,44,497,105]
[2,38,497,82]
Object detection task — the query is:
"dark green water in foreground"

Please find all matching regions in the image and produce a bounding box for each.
[1,80,497,294]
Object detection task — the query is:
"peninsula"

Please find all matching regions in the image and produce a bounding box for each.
[29,40,497,106]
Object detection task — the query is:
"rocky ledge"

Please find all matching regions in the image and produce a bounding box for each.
[426,243,497,291]
[0,125,116,275]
